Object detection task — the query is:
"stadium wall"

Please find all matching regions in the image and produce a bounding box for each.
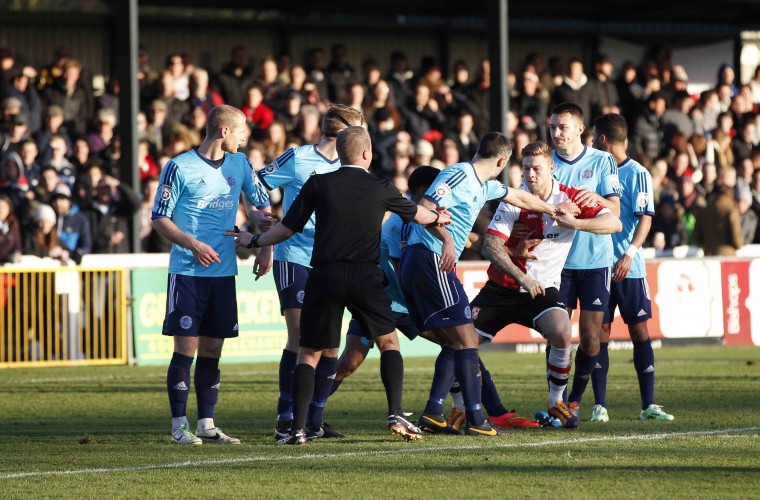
[2,253,757,369]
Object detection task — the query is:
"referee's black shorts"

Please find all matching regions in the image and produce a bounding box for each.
[300,263,395,349]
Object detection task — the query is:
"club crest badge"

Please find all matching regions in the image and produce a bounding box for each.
[637,192,649,208]
[434,182,452,199]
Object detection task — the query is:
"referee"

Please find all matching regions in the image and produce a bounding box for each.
[227,126,449,444]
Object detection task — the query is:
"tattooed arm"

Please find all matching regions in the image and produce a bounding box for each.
[481,233,545,298]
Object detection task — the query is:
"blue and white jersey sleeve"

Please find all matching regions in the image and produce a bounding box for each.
[152,159,184,219]
[613,160,654,279]
[600,153,621,199]
[257,148,296,190]
[383,215,404,260]
[242,157,270,209]
[424,166,469,208]
[485,179,508,201]
[631,167,655,217]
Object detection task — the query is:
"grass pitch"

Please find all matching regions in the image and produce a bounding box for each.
[1,345,759,499]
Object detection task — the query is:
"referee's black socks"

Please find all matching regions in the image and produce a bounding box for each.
[380,350,404,416]
[292,364,316,432]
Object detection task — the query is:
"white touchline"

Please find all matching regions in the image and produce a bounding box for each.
[1,427,758,480]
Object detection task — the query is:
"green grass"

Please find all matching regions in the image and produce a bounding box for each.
[1,345,759,499]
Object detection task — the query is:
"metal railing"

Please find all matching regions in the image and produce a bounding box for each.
[0,267,128,368]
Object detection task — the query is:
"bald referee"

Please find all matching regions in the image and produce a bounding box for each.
[228,126,449,444]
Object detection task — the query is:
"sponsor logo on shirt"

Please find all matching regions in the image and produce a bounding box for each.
[197,193,235,210]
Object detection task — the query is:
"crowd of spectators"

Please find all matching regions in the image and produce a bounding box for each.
[2,42,760,266]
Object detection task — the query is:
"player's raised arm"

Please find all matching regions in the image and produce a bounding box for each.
[552,210,621,234]
[503,188,556,215]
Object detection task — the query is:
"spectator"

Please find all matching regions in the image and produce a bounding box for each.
[386,50,413,108]
[277,91,303,136]
[86,175,140,254]
[256,56,285,105]
[305,47,329,103]
[241,84,274,141]
[156,72,189,131]
[262,120,287,162]
[145,99,169,152]
[588,54,620,119]
[49,186,91,264]
[649,192,687,250]
[34,104,72,166]
[214,45,255,109]
[96,76,120,124]
[22,203,61,260]
[326,43,354,104]
[448,110,479,161]
[0,193,21,264]
[86,108,118,156]
[551,58,591,126]
[0,151,30,220]
[137,138,160,181]
[189,68,224,116]
[0,112,31,156]
[42,59,93,137]
[717,63,738,97]
[162,53,189,101]
[363,79,400,135]
[449,59,471,94]
[401,83,445,142]
[737,181,758,245]
[33,165,64,205]
[18,140,42,189]
[661,90,695,147]
[694,166,743,256]
[464,58,490,137]
[513,71,548,141]
[733,120,756,163]
[678,174,706,243]
[3,66,42,134]
[137,45,160,106]
[46,134,76,187]
[298,104,321,144]
[631,93,666,161]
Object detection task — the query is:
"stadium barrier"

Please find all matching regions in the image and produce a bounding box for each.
[456,257,760,349]
[2,250,758,368]
[0,264,128,368]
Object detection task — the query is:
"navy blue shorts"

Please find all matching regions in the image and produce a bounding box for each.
[162,274,239,338]
[273,260,310,312]
[560,267,611,312]
[604,277,652,324]
[347,311,420,344]
[398,244,472,333]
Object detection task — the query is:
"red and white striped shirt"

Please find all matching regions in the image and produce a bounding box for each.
[486,180,608,291]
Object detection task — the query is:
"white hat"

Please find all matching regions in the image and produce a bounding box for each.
[34,203,57,223]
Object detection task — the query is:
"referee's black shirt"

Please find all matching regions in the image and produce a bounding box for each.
[281,166,419,266]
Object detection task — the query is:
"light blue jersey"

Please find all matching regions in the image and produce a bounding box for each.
[257,144,341,268]
[408,162,508,261]
[553,146,620,269]
[152,148,270,277]
[613,157,654,279]
[382,214,413,314]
